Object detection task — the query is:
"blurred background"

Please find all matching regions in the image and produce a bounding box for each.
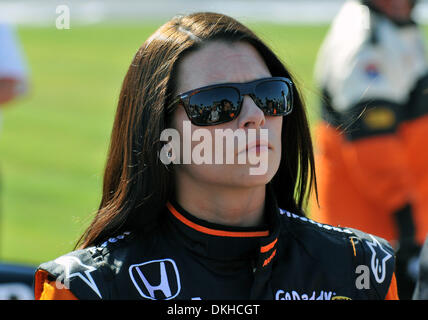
[0,0,427,298]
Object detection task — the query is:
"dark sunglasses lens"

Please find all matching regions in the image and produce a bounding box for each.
[255,80,292,115]
[188,87,240,125]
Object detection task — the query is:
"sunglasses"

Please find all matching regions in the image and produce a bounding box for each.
[170,77,294,126]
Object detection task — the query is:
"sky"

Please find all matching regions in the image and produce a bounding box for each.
[1,0,428,26]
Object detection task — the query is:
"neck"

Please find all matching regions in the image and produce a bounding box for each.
[174,176,266,228]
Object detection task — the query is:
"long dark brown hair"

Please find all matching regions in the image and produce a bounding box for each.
[77,12,317,248]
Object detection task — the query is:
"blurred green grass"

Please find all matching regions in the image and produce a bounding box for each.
[0,22,331,264]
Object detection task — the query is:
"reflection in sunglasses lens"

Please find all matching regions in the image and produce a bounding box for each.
[189,87,240,124]
[255,80,288,115]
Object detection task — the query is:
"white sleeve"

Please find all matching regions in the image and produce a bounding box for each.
[329,44,408,112]
[0,23,29,94]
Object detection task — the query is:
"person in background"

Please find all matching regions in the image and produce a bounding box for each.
[311,0,428,299]
[0,23,28,114]
[0,23,31,300]
[0,23,29,228]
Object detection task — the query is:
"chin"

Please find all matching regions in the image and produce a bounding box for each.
[181,158,280,189]
[218,165,277,189]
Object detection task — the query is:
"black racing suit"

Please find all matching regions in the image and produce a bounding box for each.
[34,189,396,300]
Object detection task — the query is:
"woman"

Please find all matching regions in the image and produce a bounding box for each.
[34,12,398,300]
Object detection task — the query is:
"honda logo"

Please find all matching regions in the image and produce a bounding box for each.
[129,259,181,300]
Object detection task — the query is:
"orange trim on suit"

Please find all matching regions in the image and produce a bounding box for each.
[35,270,78,300]
[166,202,270,238]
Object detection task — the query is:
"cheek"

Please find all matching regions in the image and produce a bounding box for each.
[171,107,188,130]
[267,116,283,149]
[266,116,283,176]
[273,116,283,132]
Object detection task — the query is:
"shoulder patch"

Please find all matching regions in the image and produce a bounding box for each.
[364,62,381,80]
[364,234,394,284]
[348,228,396,299]
[37,231,133,299]
[38,245,113,300]
[37,231,140,300]
[53,254,102,298]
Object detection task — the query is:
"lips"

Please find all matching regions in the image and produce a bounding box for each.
[238,139,270,154]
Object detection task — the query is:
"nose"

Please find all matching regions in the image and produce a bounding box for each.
[237,95,265,129]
